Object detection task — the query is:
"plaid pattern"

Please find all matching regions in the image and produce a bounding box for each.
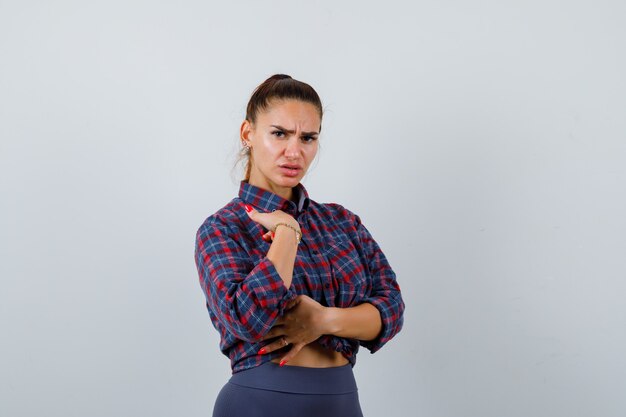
[195,181,404,373]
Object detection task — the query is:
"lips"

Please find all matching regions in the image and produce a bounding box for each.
[279,164,302,177]
[280,164,302,170]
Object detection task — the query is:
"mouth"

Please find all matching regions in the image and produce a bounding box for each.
[279,164,302,177]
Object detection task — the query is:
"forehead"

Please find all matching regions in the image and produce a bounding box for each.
[257,99,321,130]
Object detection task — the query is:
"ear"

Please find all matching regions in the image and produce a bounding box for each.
[240,119,253,145]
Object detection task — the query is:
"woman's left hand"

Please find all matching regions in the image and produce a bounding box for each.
[259,294,328,364]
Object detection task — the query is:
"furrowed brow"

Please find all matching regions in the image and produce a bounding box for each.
[271,125,319,136]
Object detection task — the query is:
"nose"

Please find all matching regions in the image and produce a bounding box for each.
[284,137,301,159]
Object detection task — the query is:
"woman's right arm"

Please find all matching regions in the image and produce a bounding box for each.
[246,205,301,289]
[194,207,301,343]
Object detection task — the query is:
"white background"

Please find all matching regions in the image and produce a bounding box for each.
[1,1,625,416]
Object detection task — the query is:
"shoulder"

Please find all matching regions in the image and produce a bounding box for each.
[315,201,361,223]
[307,200,364,234]
[195,197,245,239]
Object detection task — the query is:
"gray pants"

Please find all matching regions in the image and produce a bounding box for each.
[212,362,364,417]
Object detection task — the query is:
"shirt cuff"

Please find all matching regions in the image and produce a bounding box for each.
[358,295,404,353]
[244,256,298,318]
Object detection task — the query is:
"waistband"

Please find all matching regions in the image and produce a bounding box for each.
[228,361,358,394]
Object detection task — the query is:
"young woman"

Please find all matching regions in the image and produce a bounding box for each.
[194,74,404,417]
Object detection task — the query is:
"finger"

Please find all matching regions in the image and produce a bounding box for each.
[258,337,290,355]
[279,343,306,366]
[260,325,284,341]
[285,297,301,310]
[261,231,272,242]
[243,204,255,216]
[244,205,269,226]
[242,204,275,231]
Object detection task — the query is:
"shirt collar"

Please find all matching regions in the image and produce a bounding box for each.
[238,180,310,215]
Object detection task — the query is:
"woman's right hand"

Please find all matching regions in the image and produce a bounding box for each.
[243,204,300,242]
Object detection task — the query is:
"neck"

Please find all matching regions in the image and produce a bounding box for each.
[247,178,293,201]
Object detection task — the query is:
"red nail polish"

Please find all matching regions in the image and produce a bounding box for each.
[279,360,286,367]
[271,231,275,239]
[258,348,266,355]
[244,204,252,213]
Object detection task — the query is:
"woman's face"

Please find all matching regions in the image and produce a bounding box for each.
[242,99,321,200]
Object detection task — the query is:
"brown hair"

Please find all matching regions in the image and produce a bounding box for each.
[241,74,323,181]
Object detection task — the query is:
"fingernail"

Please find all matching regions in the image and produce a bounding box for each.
[271,231,275,239]
[258,348,266,355]
[279,360,286,367]
[244,204,253,213]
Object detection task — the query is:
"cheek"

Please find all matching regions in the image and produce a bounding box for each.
[261,137,283,155]
[305,145,319,161]
[255,140,277,161]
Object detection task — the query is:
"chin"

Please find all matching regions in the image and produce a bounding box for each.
[276,176,302,187]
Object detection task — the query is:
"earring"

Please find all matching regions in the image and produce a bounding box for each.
[242,141,250,152]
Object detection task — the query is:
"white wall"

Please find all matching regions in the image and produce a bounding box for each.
[1,1,625,416]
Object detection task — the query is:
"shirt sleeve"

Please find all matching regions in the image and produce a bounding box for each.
[194,219,297,342]
[353,212,405,353]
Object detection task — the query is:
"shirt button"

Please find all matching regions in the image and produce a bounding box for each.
[312,249,319,254]
[324,283,330,289]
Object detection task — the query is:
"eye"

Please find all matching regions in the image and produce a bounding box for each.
[301,135,317,143]
[272,130,285,138]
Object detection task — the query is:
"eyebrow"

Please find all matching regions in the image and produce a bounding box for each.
[270,125,319,136]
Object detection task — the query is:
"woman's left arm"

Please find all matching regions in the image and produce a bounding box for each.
[260,208,404,362]
[324,302,382,341]
[350,211,405,352]
[258,294,382,361]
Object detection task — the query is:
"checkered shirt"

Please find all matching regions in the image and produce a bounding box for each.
[194,181,404,373]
